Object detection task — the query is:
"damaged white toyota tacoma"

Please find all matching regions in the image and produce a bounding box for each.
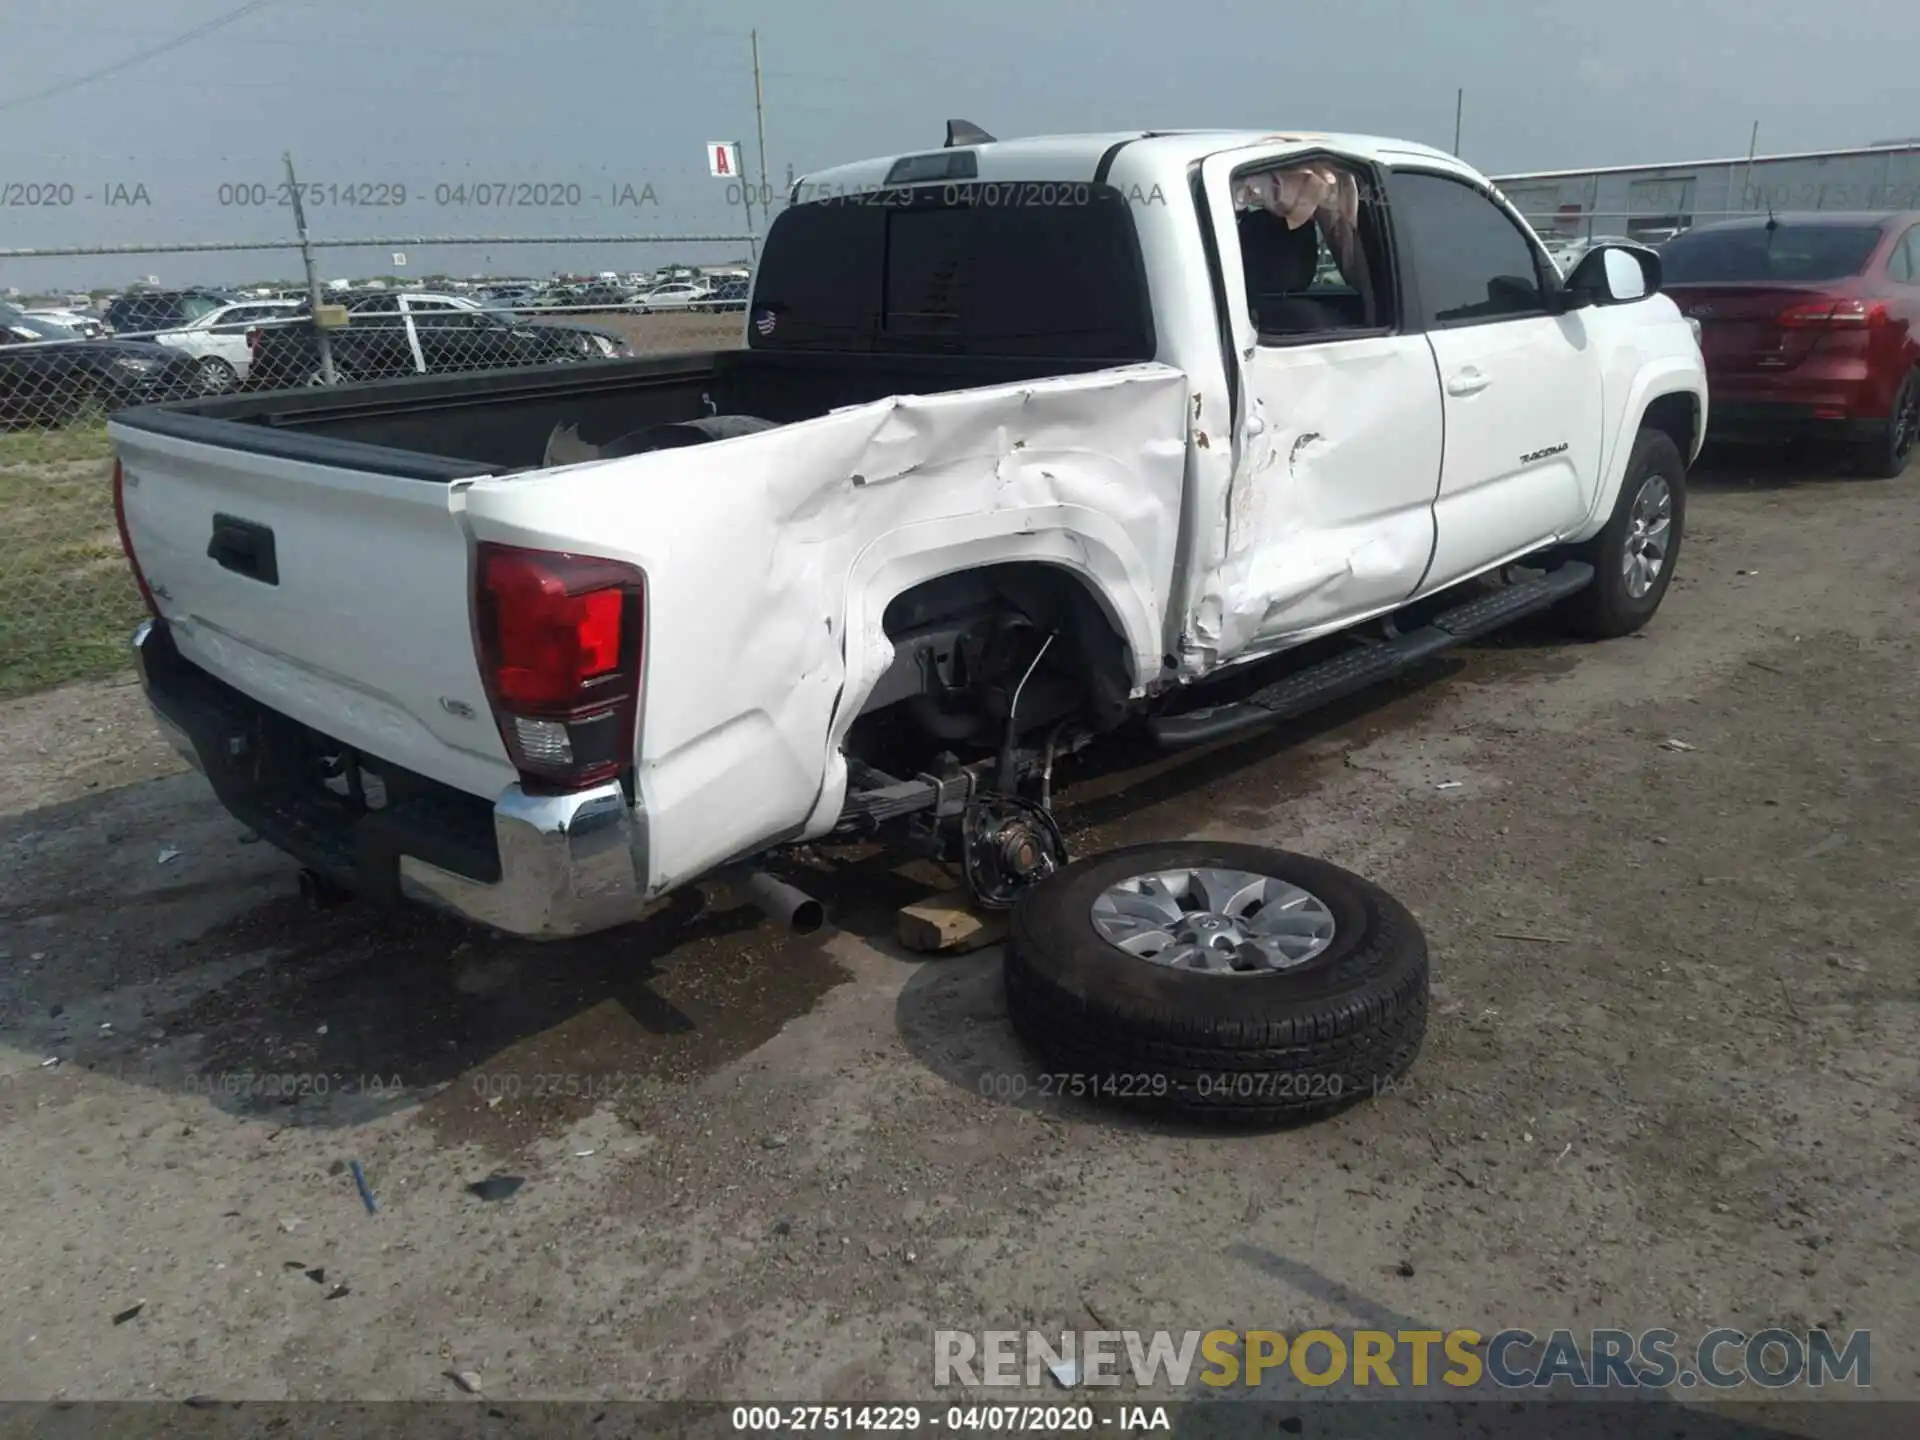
[113,125,1705,973]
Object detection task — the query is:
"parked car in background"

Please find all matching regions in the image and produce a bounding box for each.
[551,282,637,314]
[0,303,198,424]
[636,281,710,311]
[154,298,306,393]
[522,284,581,311]
[1663,211,1920,476]
[24,307,106,339]
[476,285,538,310]
[104,289,232,340]
[245,289,630,388]
[692,279,751,312]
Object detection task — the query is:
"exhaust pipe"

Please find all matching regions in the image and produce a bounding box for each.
[734,870,826,936]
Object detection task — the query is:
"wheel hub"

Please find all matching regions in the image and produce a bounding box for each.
[1172,913,1248,948]
[960,795,1068,910]
[1090,867,1336,974]
[1622,473,1673,600]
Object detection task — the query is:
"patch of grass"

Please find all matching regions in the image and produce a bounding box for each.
[0,419,114,467]
[0,423,146,698]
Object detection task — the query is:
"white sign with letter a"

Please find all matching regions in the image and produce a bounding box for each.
[707,142,742,178]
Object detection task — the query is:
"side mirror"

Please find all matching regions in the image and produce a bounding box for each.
[1560,243,1662,310]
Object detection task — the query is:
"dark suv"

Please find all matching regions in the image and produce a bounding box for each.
[103,289,231,340]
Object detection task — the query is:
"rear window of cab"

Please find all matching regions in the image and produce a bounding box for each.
[748,183,1155,361]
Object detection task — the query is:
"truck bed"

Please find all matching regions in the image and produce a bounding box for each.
[118,347,1130,475]
[112,343,1191,898]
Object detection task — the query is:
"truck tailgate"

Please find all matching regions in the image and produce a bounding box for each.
[112,422,514,798]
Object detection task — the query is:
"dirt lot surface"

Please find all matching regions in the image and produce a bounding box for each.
[0,450,1914,1429]
[585,308,746,356]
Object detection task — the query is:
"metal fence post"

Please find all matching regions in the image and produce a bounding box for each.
[284,152,336,384]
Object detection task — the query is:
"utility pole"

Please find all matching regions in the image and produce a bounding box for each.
[750,28,770,260]
[284,151,335,384]
[737,163,758,266]
[1453,89,1464,156]
[1741,120,1760,212]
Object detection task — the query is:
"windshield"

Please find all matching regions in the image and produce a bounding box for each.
[179,294,227,322]
[1660,224,1885,284]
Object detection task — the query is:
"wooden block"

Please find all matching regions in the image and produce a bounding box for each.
[892,858,958,891]
[896,889,1008,954]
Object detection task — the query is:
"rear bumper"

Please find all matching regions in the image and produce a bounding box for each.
[133,619,649,939]
[1705,401,1886,444]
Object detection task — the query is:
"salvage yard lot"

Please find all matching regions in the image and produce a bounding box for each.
[0,450,1915,1420]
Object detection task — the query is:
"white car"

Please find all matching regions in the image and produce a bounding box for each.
[156,298,305,392]
[24,308,105,339]
[636,281,711,312]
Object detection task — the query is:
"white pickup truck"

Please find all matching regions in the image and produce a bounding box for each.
[113,125,1706,959]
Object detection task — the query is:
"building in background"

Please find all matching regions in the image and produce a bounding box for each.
[1492,139,1920,242]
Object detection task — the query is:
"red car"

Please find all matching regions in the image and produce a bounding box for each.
[1661,212,1920,476]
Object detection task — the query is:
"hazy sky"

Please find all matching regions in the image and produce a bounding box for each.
[3,0,1912,288]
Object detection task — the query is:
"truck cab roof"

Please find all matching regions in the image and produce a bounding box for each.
[794,129,1475,197]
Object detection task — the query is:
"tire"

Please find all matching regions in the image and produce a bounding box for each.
[193,355,238,395]
[1004,841,1428,1123]
[1854,367,1919,479]
[1560,427,1686,639]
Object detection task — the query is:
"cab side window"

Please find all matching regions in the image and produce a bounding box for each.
[1391,172,1550,326]
[1233,161,1394,343]
[1888,225,1920,285]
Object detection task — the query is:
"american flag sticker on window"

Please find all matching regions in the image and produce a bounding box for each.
[754,310,778,336]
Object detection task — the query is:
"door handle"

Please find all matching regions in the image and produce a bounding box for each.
[207,513,279,586]
[1446,368,1490,397]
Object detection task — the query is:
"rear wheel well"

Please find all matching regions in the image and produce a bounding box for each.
[1640,391,1699,464]
[847,562,1136,770]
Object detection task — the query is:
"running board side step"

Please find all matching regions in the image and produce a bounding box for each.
[1147,562,1595,749]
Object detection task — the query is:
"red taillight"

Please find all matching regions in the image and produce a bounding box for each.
[112,459,160,619]
[473,542,645,791]
[1777,297,1888,328]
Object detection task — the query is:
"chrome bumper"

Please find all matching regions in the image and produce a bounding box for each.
[132,619,649,940]
[396,783,648,939]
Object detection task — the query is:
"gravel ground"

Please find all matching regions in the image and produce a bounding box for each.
[0,446,1914,1430]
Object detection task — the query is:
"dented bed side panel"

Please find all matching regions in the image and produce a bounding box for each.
[459,363,1191,894]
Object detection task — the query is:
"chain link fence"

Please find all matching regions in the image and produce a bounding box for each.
[0,237,751,699]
